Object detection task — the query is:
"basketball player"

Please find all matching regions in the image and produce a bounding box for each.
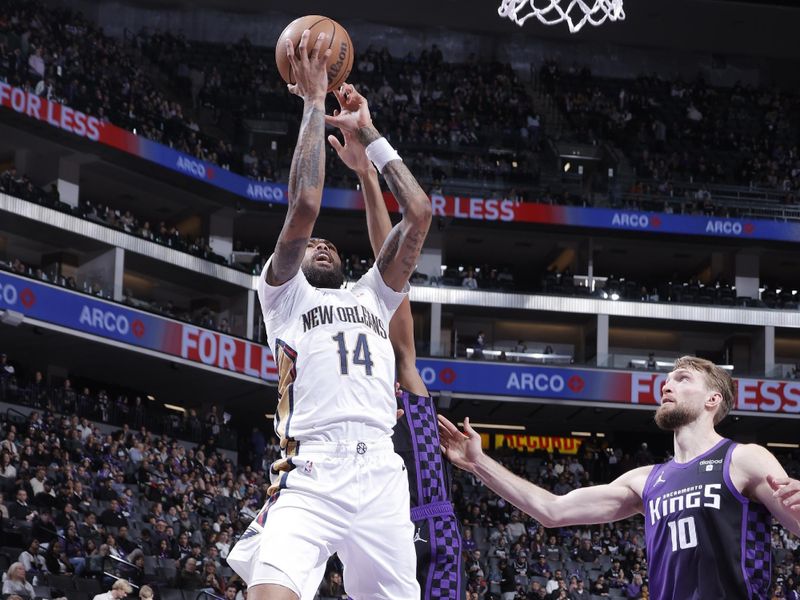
[226,31,431,600]
[438,356,800,600]
[327,83,465,600]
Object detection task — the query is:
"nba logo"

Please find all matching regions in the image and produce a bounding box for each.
[303,461,314,474]
[705,464,713,472]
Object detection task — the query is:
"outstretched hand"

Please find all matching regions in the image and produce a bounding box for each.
[768,474,800,512]
[325,83,373,133]
[327,124,372,175]
[437,415,483,472]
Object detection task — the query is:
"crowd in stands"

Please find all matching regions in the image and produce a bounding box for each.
[0,412,259,598]
[1,0,800,216]
[0,350,798,599]
[540,60,800,202]
[0,352,236,451]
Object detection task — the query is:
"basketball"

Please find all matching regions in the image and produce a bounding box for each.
[275,15,354,93]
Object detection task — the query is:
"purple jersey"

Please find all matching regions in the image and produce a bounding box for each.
[642,438,771,600]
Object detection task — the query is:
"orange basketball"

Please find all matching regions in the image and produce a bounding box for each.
[275,15,354,93]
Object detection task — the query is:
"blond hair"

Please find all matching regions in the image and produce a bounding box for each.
[112,579,134,593]
[673,356,735,425]
[139,585,154,599]
[6,562,24,580]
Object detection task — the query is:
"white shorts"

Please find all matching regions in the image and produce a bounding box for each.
[228,439,419,600]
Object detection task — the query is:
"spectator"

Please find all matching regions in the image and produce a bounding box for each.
[18,539,47,574]
[92,578,133,600]
[139,585,154,600]
[2,562,35,598]
[626,573,645,598]
[178,557,204,589]
[474,331,486,359]
[462,269,478,290]
[571,579,590,599]
[319,570,347,598]
[100,499,129,528]
[44,541,72,576]
[8,489,36,523]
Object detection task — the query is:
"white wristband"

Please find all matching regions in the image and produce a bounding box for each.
[365,137,402,174]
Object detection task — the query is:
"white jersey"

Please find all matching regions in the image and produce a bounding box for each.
[257,257,407,444]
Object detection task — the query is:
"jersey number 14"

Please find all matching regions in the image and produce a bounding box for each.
[333,332,374,376]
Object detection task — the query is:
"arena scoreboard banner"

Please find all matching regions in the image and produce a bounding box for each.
[0,271,278,383]
[415,358,800,416]
[1,270,799,415]
[3,83,800,244]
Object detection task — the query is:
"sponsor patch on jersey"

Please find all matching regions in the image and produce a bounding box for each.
[303,461,314,474]
[697,458,723,473]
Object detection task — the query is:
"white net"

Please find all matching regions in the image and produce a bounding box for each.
[497,0,625,33]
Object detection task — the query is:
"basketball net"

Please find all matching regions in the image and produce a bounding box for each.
[497,0,625,33]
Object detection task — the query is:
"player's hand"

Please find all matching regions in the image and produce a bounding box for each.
[325,83,373,133]
[768,474,800,511]
[327,124,372,176]
[285,30,331,101]
[437,415,483,472]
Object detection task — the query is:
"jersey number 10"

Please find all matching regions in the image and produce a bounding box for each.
[666,516,698,551]
[333,332,374,376]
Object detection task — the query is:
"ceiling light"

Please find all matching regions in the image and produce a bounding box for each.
[459,422,525,431]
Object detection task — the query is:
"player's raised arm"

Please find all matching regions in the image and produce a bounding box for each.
[733,444,800,536]
[267,30,332,286]
[438,414,650,527]
[326,85,432,292]
[327,92,426,394]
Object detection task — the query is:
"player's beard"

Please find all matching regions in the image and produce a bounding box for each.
[654,402,700,431]
[302,262,344,289]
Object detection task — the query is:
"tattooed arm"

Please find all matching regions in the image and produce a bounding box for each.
[267,29,330,286]
[327,117,427,395]
[326,85,432,293]
[357,124,432,292]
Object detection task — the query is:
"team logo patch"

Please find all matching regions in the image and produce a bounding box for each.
[303,461,314,474]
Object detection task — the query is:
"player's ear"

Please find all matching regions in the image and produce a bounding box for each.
[706,391,722,410]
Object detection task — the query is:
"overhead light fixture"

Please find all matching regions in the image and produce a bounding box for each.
[610,292,620,301]
[571,431,592,437]
[563,162,571,173]
[0,310,23,327]
[164,404,186,414]
[146,395,155,401]
[767,442,799,449]
[459,422,525,431]
[265,413,275,419]
[596,432,606,438]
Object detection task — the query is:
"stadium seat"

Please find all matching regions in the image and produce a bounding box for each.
[74,578,103,595]
[46,574,76,592]
[157,564,178,586]
[160,589,185,600]
[33,585,51,599]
